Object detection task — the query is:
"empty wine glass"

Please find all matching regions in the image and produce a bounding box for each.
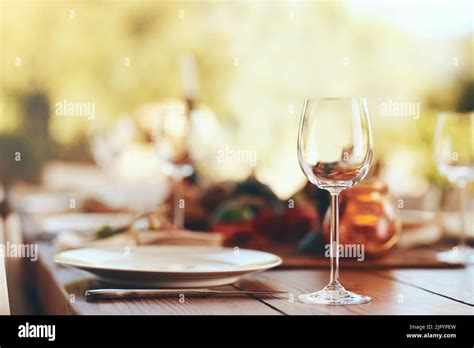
[297,98,373,305]
[434,112,474,264]
[153,103,193,228]
[90,116,136,169]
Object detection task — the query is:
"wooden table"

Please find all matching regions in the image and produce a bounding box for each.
[25,240,473,315]
[6,164,473,315]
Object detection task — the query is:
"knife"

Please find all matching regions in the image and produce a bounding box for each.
[85,288,288,300]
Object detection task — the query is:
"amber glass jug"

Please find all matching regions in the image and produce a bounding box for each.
[323,181,401,258]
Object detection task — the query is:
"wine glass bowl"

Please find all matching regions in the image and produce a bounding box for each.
[297,97,373,305]
[154,108,193,179]
[434,112,474,184]
[90,117,137,169]
[298,98,373,194]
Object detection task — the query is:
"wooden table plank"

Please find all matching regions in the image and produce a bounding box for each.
[376,268,474,306]
[235,269,473,315]
[33,242,280,315]
[21,214,473,315]
[29,239,474,315]
[65,277,280,315]
[270,245,464,269]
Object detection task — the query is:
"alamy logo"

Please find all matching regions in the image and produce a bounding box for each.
[0,242,38,261]
[380,99,420,120]
[18,322,56,341]
[324,242,365,261]
[55,99,95,119]
[216,147,257,167]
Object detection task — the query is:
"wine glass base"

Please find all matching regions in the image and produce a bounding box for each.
[436,246,474,265]
[298,281,371,305]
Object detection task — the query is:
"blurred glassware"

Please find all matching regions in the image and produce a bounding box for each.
[90,116,136,169]
[434,111,474,264]
[323,181,401,258]
[395,184,443,248]
[152,102,193,228]
[297,97,373,305]
[187,106,220,166]
[398,210,442,248]
[439,186,474,241]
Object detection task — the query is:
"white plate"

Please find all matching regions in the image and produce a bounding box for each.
[10,190,81,214]
[31,213,134,236]
[54,245,282,288]
[400,210,436,228]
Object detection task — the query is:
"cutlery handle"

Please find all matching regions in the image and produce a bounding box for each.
[86,289,211,299]
[85,289,287,300]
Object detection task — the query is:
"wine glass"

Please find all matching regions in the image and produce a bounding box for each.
[434,112,474,264]
[297,98,373,305]
[90,116,136,169]
[153,103,193,228]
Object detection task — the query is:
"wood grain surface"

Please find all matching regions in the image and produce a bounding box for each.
[27,240,473,315]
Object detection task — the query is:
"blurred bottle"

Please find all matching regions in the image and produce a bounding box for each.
[323,180,401,258]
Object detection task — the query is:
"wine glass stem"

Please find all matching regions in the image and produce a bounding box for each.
[172,176,185,228]
[458,181,468,249]
[329,193,340,284]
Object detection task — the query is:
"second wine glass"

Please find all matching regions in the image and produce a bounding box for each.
[153,104,193,228]
[434,112,474,264]
[297,98,373,305]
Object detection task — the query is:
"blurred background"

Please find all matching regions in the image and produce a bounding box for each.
[1,0,473,249]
